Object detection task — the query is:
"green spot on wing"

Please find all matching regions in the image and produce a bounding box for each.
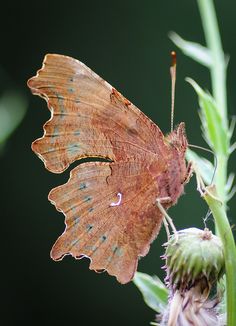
[50,126,60,143]
[84,195,92,202]
[68,143,80,155]
[86,224,93,232]
[84,245,98,253]
[55,93,65,116]
[70,239,79,247]
[79,182,87,190]
[74,217,80,224]
[112,245,123,256]
[101,235,107,242]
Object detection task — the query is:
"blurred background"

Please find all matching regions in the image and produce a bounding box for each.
[1,0,235,325]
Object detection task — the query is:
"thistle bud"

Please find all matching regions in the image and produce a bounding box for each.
[161,228,225,326]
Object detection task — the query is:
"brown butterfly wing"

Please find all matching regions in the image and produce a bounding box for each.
[49,159,166,284]
[28,54,165,173]
[28,54,186,283]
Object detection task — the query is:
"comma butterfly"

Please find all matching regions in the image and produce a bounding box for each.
[28,54,191,283]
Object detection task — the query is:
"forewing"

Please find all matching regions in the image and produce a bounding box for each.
[49,159,165,284]
[28,54,164,173]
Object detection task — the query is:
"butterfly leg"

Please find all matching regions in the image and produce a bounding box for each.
[156,197,178,243]
[192,162,222,202]
[183,161,193,185]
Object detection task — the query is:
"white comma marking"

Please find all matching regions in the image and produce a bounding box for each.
[110,192,122,207]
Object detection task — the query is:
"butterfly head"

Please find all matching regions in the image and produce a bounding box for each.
[164,122,190,197]
[166,122,188,154]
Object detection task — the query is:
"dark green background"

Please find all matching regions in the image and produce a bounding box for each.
[1,1,235,325]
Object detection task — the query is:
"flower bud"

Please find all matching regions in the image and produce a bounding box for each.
[164,228,224,291]
[161,228,225,326]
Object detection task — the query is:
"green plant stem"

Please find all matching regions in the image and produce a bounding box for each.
[197,0,228,207]
[204,187,236,326]
[197,0,227,128]
[197,1,236,324]
[216,154,228,205]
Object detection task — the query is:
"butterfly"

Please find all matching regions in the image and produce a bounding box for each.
[28,54,191,284]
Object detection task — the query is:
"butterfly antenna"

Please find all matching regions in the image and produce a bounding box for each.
[170,51,177,133]
[188,144,218,185]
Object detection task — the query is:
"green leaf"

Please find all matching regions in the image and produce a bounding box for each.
[169,32,212,67]
[186,149,214,185]
[0,91,27,146]
[133,272,168,313]
[186,78,229,155]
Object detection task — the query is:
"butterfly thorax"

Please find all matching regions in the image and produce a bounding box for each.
[152,122,188,206]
